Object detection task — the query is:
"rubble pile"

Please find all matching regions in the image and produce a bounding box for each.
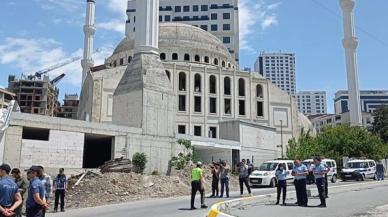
[100,158,132,173]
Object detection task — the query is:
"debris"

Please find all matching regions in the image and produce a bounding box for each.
[100,157,132,173]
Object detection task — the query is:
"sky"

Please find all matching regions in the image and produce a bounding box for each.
[0,0,387,113]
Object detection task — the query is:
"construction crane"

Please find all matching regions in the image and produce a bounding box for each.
[51,73,66,85]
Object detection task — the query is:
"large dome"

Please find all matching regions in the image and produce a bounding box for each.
[108,23,236,68]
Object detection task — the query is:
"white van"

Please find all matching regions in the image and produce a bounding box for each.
[249,160,294,187]
[341,159,377,181]
[303,158,338,183]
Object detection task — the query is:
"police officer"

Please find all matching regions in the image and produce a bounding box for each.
[190,162,207,210]
[292,159,308,207]
[26,166,49,217]
[0,164,22,217]
[275,163,287,205]
[53,168,67,212]
[11,168,29,217]
[313,157,327,207]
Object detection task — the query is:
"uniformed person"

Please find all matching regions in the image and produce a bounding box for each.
[275,163,287,205]
[0,164,22,217]
[313,157,327,207]
[292,159,308,207]
[11,168,29,217]
[238,159,252,196]
[190,162,207,210]
[26,166,49,217]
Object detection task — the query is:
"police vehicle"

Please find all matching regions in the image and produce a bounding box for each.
[303,158,338,183]
[249,160,294,187]
[340,159,377,181]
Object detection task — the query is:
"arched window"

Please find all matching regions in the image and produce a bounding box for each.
[209,75,216,94]
[160,53,166,60]
[256,84,263,98]
[204,56,209,63]
[184,54,190,61]
[213,58,219,65]
[195,55,200,62]
[224,77,231,95]
[194,74,201,93]
[238,78,245,97]
[172,53,178,60]
[179,72,186,91]
[228,63,231,68]
[166,70,171,81]
[128,56,132,63]
[222,60,226,68]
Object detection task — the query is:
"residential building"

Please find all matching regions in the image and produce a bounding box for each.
[125,0,240,64]
[334,90,388,114]
[309,112,374,133]
[254,52,296,96]
[7,75,59,116]
[0,88,16,109]
[57,94,79,119]
[297,91,327,115]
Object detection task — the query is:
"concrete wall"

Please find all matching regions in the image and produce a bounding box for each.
[2,126,22,167]
[195,148,232,164]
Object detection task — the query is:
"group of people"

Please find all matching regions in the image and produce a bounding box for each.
[276,157,328,207]
[190,159,254,210]
[0,164,68,217]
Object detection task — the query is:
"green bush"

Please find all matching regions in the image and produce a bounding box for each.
[132,152,147,174]
[151,170,159,175]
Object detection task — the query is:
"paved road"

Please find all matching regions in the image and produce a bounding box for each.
[230,180,388,217]
[46,181,373,217]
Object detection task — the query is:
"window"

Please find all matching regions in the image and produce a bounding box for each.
[160,53,166,60]
[175,6,181,12]
[194,126,202,136]
[209,127,217,138]
[257,101,264,117]
[179,72,186,91]
[211,24,218,31]
[209,97,217,114]
[165,70,171,81]
[178,95,186,111]
[209,75,216,94]
[159,16,162,22]
[224,77,231,95]
[256,84,263,98]
[201,5,208,11]
[178,125,186,134]
[194,74,201,92]
[211,13,217,20]
[223,13,230,19]
[193,5,199,11]
[239,100,245,116]
[128,56,132,63]
[183,5,190,12]
[213,58,219,65]
[194,55,200,62]
[224,99,231,115]
[184,54,190,61]
[172,53,178,60]
[200,25,208,31]
[222,60,226,67]
[22,127,49,141]
[223,37,231,44]
[223,24,230,31]
[238,78,245,96]
[194,96,201,112]
[120,58,124,65]
[165,15,171,21]
[113,60,117,67]
[204,56,209,63]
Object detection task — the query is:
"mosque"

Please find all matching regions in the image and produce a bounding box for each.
[0,0,313,173]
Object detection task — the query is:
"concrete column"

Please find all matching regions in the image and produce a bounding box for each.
[135,0,159,54]
[81,0,96,84]
[340,0,362,126]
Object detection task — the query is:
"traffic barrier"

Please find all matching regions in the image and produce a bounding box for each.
[206,196,257,217]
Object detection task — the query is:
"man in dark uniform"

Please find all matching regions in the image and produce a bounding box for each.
[313,157,327,207]
[26,166,49,217]
[11,168,29,217]
[292,160,308,207]
[0,164,22,217]
[190,162,207,210]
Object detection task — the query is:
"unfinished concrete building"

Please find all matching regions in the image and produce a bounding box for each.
[8,75,59,116]
[0,88,16,109]
[57,94,79,119]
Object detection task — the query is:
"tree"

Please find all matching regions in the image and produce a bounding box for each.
[372,105,388,144]
[132,152,147,174]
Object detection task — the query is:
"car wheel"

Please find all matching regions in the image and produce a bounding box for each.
[360,174,365,181]
[331,175,337,183]
[341,178,346,182]
[270,178,276,188]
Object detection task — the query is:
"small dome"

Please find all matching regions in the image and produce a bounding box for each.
[113,35,135,55]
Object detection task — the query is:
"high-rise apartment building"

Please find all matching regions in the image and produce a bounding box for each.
[125,0,239,64]
[254,52,296,96]
[297,91,327,115]
[334,90,388,114]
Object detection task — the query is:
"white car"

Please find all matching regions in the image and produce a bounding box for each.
[303,158,338,183]
[341,159,377,181]
[249,160,294,187]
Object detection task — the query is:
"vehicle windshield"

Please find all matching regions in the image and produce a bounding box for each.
[346,162,368,169]
[302,162,312,167]
[259,163,278,171]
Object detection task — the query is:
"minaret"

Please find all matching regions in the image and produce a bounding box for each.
[81,0,96,85]
[340,0,362,126]
[113,0,176,137]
